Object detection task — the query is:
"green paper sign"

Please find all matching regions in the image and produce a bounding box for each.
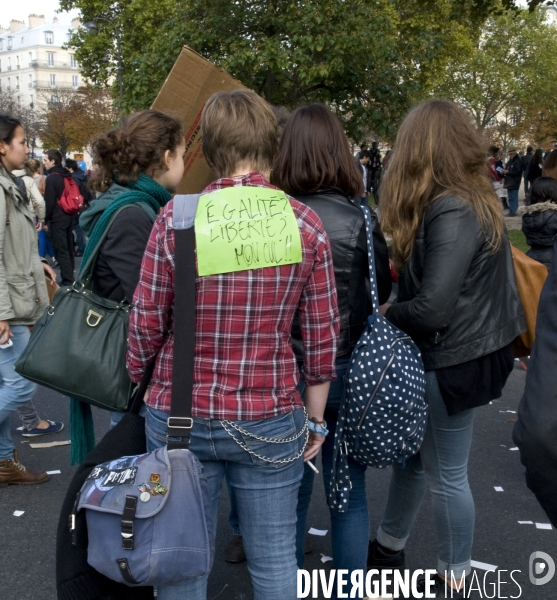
[194,187,303,276]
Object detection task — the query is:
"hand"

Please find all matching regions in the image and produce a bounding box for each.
[379,302,391,316]
[304,430,326,462]
[36,221,43,232]
[42,224,48,232]
[42,262,57,283]
[0,321,13,345]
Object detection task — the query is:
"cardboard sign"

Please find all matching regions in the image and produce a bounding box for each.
[195,187,302,276]
[151,47,247,193]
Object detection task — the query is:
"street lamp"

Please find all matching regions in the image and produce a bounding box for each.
[83,18,124,102]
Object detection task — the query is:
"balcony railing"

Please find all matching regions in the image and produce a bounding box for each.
[31,80,76,89]
[28,60,78,69]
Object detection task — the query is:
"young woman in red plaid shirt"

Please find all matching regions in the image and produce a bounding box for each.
[126,90,340,600]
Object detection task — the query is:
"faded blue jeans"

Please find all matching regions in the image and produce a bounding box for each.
[0,326,37,459]
[507,188,519,214]
[296,358,369,582]
[377,370,475,578]
[146,405,306,600]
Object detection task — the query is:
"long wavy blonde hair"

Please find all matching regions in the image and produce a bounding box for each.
[380,100,504,269]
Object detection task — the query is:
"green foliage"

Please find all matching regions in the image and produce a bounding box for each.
[433,7,557,135]
[60,0,553,141]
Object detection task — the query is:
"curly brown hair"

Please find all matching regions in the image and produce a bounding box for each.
[90,110,184,193]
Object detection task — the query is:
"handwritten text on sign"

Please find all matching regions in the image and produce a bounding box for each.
[194,187,302,276]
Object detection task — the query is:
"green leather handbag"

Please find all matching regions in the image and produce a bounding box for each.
[15,207,134,411]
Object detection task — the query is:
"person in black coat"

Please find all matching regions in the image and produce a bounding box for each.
[271,103,392,577]
[44,149,75,285]
[513,235,557,527]
[520,177,557,270]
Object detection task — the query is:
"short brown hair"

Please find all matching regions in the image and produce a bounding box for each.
[90,109,184,193]
[201,89,277,178]
[271,104,363,198]
[543,149,557,180]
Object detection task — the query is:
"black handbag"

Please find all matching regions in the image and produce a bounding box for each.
[15,206,134,411]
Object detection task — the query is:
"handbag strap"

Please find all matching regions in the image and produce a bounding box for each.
[77,204,140,289]
[167,194,201,449]
[361,205,380,315]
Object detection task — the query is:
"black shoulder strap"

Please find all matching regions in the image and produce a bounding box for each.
[167,194,201,449]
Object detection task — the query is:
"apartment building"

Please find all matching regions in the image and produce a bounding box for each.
[0,14,82,110]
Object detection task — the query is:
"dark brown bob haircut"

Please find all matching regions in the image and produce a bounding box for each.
[90,109,184,193]
[271,103,363,198]
[201,89,277,178]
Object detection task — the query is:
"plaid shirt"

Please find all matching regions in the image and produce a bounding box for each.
[126,173,339,420]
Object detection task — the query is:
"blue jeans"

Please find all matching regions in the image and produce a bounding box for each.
[296,358,369,582]
[145,406,305,600]
[38,228,55,260]
[507,188,519,214]
[0,326,37,459]
[377,370,475,578]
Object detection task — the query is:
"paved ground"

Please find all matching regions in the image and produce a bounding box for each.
[1,363,556,600]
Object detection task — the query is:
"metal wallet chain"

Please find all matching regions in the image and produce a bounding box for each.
[220,408,309,465]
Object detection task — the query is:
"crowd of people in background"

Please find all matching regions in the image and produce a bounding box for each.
[1,94,557,600]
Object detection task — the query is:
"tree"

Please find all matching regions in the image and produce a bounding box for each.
[38,86,118,156]
[0,88,42,156]
[433,7,557,135]
[60,0,549,141]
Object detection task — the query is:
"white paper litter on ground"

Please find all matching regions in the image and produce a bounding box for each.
[321,555,333,563]
[46,470,61,475]
[29,440,70,448]
[13,511,25,517]
[16,426,24,431]
[471,560,497,571]
[509,447,519,451]
[308,527,328,536]
[536,523,552,530]
[518,521,534,525]
[500,445,507,448]
[507,410,517,413]
[494,487,504,492]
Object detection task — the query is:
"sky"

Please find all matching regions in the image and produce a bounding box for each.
[0,0,79,30]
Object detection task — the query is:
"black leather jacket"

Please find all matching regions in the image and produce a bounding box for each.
[386,196,525,370]
[291,189,391,359]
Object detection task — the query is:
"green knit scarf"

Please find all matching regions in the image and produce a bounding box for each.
[70,174,171,465]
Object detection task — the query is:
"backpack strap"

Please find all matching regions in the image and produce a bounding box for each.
[361,205,380,315]
[167,194,200,449]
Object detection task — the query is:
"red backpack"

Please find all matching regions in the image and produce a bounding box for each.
[55,175,84,215]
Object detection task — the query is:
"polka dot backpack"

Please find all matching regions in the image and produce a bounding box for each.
[329,206,428,513]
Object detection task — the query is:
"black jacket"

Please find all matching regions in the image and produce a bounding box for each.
[291,189,391,359]
[93,207,154,302]
[513,236,557,527]
[45,166,74,222]
[386,196,525,370]
[504,155,523,190]
[521,202,557,269]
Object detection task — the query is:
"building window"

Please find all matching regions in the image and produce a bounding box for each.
[0,60,2,73]
[50,73,56,86]
[28,74,32,88]
[7,37,13,50]
[0,40,3,51]
[16,56,20,69]
[51,94,59,103]
[7,78,10,91]
[72,75,78,88]
[45,31,54,44]
[70,55,77,68]
[7,58,11,71]
[16,76,19,90]
[47,53,55,66]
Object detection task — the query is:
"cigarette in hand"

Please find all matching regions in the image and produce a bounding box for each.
[307,461,319,474]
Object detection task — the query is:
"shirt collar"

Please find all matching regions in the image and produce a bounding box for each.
[203,172,279,193]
